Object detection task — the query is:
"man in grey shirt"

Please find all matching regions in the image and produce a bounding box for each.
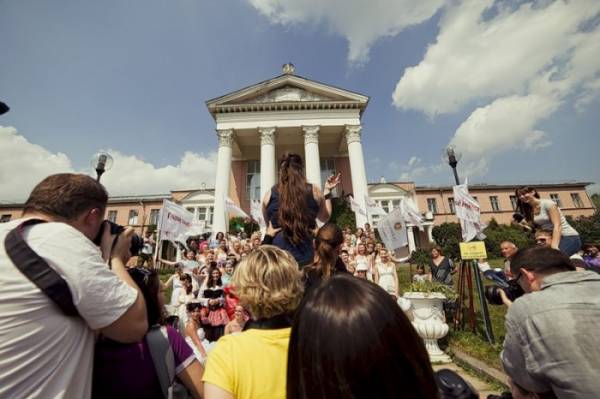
[500,246,600,398]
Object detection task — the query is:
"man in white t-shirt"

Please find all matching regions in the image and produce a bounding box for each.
[0,173,148,398]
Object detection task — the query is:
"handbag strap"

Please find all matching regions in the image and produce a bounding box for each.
[147,325,176,399]
[4,218,80,317]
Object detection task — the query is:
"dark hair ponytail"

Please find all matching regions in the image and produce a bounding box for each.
[312,223,344,278]
[277,152,312,245]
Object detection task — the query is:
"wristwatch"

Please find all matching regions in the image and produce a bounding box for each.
[324,192,333,200]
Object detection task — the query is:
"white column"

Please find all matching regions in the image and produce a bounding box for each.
[345,125,369,227]
[212,129,234,235]
[303,126,322,189]
[259,127,277,201]
[407,226,416,253]
[426,224,434,243]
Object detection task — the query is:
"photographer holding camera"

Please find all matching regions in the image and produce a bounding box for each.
[500,246,600,398]
[0,174,148,398]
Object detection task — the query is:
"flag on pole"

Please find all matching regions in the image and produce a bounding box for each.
[226,197,249,219]
[377,208,408,251]
[250,199,267,230]
[453,183,486,242]
[156,200,195,244]
[400,197,424,231]
[364,195,387,216]
[348,195,367,216]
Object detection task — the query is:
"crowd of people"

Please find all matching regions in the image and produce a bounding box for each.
[1,154,600,399]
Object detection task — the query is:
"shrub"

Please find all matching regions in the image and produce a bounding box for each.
[433,220,534,260]
[568,211,600,244]
[330,197,356,229]
[228,217,260,235]
[409,248,430,266]
[432,223,462,260]
[483,219,534,258]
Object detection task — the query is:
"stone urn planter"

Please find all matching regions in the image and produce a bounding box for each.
[403,292,452,363]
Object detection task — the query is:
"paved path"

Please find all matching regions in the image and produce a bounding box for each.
[433,362,501,397]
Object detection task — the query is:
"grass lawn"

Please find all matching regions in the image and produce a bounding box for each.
[397,260,507,370]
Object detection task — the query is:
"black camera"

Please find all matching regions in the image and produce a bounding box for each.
[484,279,524,305]
[94,221,144,256]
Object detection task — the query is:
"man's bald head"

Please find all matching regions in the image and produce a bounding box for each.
[500,241,518,259]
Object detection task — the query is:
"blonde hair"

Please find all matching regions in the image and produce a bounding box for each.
[232,245,304,320]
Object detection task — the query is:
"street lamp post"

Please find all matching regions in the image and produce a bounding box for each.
[446,146,460,186]
[90,152,114,182]
[444,145,495,344]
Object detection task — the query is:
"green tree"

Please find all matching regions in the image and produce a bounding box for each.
[591,193,600,210]
[409,248,430,266]
[228,217,260,235]
[329,197,356,229]
[482,219,534,258]
[568,211,600,244]
[431,223,462,260]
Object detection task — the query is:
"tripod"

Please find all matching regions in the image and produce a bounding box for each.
[454,260,495,344]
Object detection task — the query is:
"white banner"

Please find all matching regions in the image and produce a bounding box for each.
[453,183,486,242]
[348,195,367,216]
[250,199,266,230]
[400,197,424,231]
[226,197,249,219]
[377,208,408,251]
[156,200,194,244]
[364,195,387,216]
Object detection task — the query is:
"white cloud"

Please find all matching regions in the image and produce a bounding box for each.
[450,93,559,173]
[407,156,420,167]
[100,150,217,196]
[392,0,600,115]
[247,0,445,64]
[0,126,73,202]
[0,126,217,202]
[390,0,600,179]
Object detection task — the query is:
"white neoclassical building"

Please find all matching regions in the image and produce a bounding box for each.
[205,64,371,234]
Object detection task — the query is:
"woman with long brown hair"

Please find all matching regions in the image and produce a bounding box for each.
[515,186,581,256]
[262,152,340,266]
[287,274,439,399]
[303,223,348,291]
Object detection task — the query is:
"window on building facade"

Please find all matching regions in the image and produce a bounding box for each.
[550,193,562,207]
[149,209,160,225]
[246,160,261,201]
[490,196,500,212]
[392,199,400,209]
[571,193,583,208]
[509,195,518,211]
[472,196,478,203]
[128,210,138,225]
[448,197,455,214]
[0,214,11,223]
[209,206,214,225]
[107,210,118,223]
[380,200,390,213]
[427,198,438,214]
[320,158,336,190]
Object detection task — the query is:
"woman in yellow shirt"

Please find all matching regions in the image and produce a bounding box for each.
[202,246,303,399]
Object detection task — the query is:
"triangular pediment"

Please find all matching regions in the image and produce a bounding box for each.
[239,85,335,104]
[206,74,369,117]
[179,190,215,203]
[369,183,412,196]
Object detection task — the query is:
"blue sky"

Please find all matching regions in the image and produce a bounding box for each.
[1,0,599,201]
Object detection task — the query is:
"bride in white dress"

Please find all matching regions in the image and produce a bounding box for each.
[374,249,398,297]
